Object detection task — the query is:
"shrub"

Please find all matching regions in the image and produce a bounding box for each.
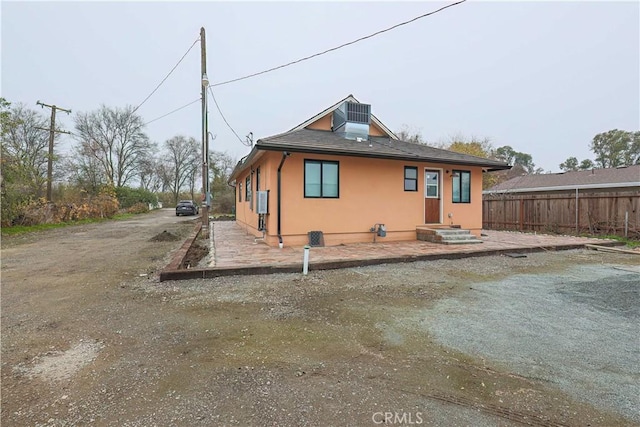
[157,192,175,208]
[8,186,119,226]
[127,202,149,214]
[115,186,158,209]
[212,192,235,214]
[1,180,32,227]
[92,186,119,218]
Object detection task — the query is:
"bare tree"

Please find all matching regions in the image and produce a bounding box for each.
[63,146,107,195]
[161,135,199,204]
[396,124,426,144]
[186,161,199,202]
[210,151,236,183]
[209,151,237,213]
[74,105,151,187]
[1,103,51,197]
[138,149,163,193]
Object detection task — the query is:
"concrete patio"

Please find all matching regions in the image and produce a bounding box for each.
[208,221,615,269]
[159,221,622,280]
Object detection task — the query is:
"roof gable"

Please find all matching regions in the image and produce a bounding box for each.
[288,94,398,140]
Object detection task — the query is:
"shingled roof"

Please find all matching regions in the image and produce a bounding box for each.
[259,128,508,168]
[228,94,512,182]
[484,165,640,194]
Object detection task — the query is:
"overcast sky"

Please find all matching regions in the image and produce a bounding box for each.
[2,1,639,172]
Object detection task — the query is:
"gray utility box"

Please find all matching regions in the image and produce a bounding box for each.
[256,191,268,214]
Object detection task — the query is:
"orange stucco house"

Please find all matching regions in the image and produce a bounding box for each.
[229,95,510,247]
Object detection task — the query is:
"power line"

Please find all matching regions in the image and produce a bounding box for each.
[208,86,250,146]
[132,37,200,114]
[211,0,467,88]
[144,98,200,126]
[64,98,200,139]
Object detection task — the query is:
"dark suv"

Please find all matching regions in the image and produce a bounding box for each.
[175,200,199,216]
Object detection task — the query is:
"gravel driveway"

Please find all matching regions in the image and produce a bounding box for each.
[423,262,640,423]
[2,210,638,426]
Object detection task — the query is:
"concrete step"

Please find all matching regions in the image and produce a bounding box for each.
[440,234,477,240]
[416,227,482,244]
[416,228,470,236]
[441,238,483,245]
[435,229,471,236]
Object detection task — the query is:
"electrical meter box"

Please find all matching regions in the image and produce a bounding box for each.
[257,191,268,214]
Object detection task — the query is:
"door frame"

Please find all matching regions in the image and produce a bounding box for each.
[424,168,443,224]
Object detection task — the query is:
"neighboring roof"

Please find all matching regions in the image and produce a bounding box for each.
[229,128,510,181]
[484,165,640,194]
[288,94,398,140]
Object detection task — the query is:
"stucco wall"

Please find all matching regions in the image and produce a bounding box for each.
[235,151,485,247]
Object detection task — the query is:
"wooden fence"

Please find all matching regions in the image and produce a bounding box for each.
[482,189,639,238]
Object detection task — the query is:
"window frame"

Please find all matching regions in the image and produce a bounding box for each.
[238,182,242,202]
[404,166,418,192]
[245,175,251,204]
[452,170,471,203]
[425,170,439,199]
[304,159,340,199]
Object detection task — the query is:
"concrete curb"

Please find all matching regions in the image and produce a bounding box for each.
[158,239,625,282]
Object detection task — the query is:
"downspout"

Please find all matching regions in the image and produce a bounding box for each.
[277,151,290,245]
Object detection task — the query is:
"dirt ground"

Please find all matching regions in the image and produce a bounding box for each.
[1,209,638,426]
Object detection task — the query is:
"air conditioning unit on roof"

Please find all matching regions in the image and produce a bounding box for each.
[333,101,371,141]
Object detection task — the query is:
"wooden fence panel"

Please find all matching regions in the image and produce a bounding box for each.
[483,190,639,238]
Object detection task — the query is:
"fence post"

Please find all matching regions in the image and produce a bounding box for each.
[575,188,579,234]
[519,198,524,231]
[625,211,629,238]
[503,198,507,231]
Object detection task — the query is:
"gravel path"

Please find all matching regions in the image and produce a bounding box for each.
[423,262,640,422]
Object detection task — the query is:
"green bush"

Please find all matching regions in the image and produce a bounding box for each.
[115,186,158,209]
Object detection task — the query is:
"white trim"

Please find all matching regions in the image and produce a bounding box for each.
[424,168,443,224]
[483,181,640,195]
[288,94,398,140]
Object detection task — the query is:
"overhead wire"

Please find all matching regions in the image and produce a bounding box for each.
[211,0,467,87]
[132,37,200,114]
[144,98,201,126]
[65,98,201,141]
[208,86,251,146]
[129,2,467,136]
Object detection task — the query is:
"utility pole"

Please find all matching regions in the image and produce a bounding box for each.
[200,27,210,237]
[36,101,71,202]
